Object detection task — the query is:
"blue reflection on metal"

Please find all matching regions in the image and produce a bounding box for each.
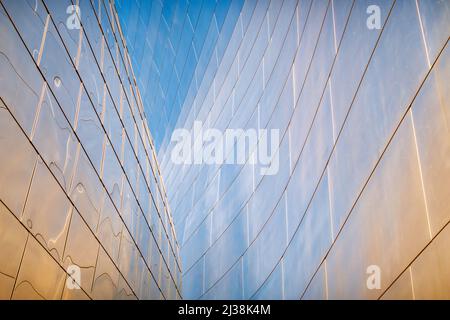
[115,0,244,150]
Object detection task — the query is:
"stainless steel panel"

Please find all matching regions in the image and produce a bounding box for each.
[0,103,37,216]
[411,44,450,236]
[410,223,450,299]
[12,236,66,300]
[327,113,430,299]
[21,158,73,263]
[0,202,28,279]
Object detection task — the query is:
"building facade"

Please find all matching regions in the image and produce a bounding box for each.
[1,0,450,301]
[0,0,181,299]
[149,0,449,299]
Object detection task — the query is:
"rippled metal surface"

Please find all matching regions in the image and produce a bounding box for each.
[0,0,181,299]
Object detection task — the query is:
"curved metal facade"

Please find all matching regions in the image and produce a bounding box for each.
[0,0,181,299]
[1,0,450,301]
[156,0,450,299]
[115,0,244,150]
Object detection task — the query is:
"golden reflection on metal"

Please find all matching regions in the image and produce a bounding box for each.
[0,0,181,300]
